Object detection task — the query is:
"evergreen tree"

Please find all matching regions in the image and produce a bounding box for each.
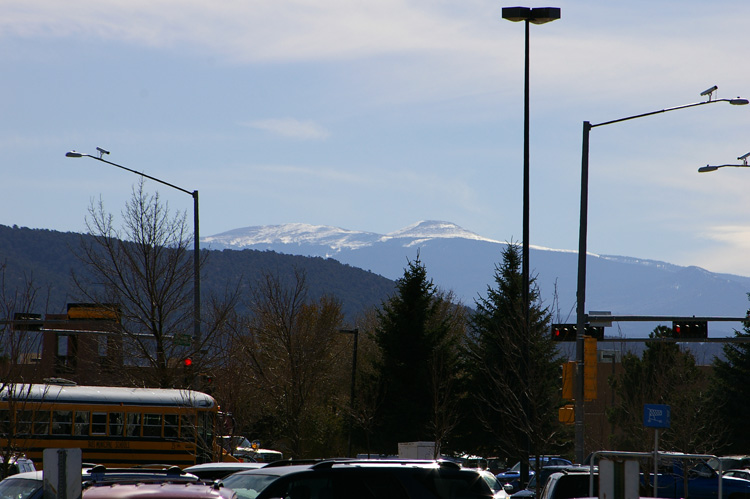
[369,256,459,454]
[709,317,750,453]
[463,242,563,462]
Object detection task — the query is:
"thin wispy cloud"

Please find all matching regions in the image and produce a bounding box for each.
[243,118,330,140]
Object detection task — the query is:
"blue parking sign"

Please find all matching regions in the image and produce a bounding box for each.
[643,404,671,428]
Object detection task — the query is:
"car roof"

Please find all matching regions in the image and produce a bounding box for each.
[224,459,466,476]
[83,481,235,499]
[185,463,266,472]
[3,471,43,481]
[223,463,316,477]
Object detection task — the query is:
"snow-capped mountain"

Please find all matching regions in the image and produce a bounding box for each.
[202,221,498,251]
[203,220,750,337]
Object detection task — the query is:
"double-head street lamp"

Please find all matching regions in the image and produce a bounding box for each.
[66,148,201,351]
[698,151,750,173]
[502,6,560,489]
[575,87,748,462]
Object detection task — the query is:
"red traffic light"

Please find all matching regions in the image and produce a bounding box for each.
[183,358,193,367]
[671,321,708,339]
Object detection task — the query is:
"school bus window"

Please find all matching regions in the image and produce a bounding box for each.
[33,410,50,435]
[17,410,33,435]
[180,414,196,440]
[126,412,141,437]
[164,414,178,439]
[198,412,214,441]
[110,412,124,437]
[143,413,162,437]
[74,411,90,436]
[91,412,107,435]
[52,410,73,435]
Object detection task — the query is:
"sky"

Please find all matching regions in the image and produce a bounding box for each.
[2,1,750,279]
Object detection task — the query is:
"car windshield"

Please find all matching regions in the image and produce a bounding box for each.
[221,473,279,499]
[482,473,503,493]
[510,459,556,472]
[0,477,41,499]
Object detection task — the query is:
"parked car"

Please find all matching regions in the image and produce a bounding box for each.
[221,459,495,499]
[0,470,43,499]
[479,469,512,499]
[511,466,594,499]
[497,457,573,493]
[642,456,750,499]
[708,456,750,473]
[539,470,598,499]
[724,470,750,481]
[185,462,267,481]
[0,456,36,479]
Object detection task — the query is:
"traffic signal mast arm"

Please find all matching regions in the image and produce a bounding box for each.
[573,314,750,342]
[586,314,748,323]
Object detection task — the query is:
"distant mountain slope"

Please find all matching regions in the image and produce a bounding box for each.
[203,220,750,336]
[0,225,395,321]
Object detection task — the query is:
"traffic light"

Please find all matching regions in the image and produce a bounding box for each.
[551,324,576,341]
[558,404,574,425]
[671,320,708,339]
[584,325,604,340]
[551,324,604,341]
[197,373,214,394]
[13,312,42,331]
[182,358,194,387]
[561,361,575,400]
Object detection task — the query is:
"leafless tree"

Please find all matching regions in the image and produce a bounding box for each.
[0,262,48,476]
[225,270,347,458]
[73,179,235,388]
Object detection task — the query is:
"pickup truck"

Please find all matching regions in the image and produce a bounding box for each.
[642,456,750,499]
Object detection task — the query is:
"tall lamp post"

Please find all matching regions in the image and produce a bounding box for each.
[502,6,560,488]
[65,148,202,353]
[339,328,359,457]
[575,88,748,462]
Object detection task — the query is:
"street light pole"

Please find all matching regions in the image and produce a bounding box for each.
[65,149,202,354]
[575,90,748,462]
[502,6,559,488]
[339,328,359,457]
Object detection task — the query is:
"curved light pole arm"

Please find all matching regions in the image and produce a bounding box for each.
[67,152,193,196]
[591,98,748,129]
[574,93,748,463]
[66,150,202,352]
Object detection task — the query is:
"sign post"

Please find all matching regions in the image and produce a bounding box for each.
[644,404,671,497]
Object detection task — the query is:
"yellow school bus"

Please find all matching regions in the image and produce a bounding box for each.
[0,383,222,468]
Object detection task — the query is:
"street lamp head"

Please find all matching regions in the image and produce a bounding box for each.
[502,6,531,22]
[729,98,750,105]
[65,151,84,158]
[698,165,719,173]
[502,6,560,24]
[529,7,561,24]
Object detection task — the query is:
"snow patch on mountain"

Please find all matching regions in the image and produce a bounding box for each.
[203,220,501,251]
[202,223,381,251]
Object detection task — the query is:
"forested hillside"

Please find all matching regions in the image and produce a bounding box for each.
[0,224,395,321]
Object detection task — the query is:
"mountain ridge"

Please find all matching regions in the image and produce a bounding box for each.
[202,220,750,337]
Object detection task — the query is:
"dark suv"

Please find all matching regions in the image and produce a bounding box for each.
[221,459,494,499]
